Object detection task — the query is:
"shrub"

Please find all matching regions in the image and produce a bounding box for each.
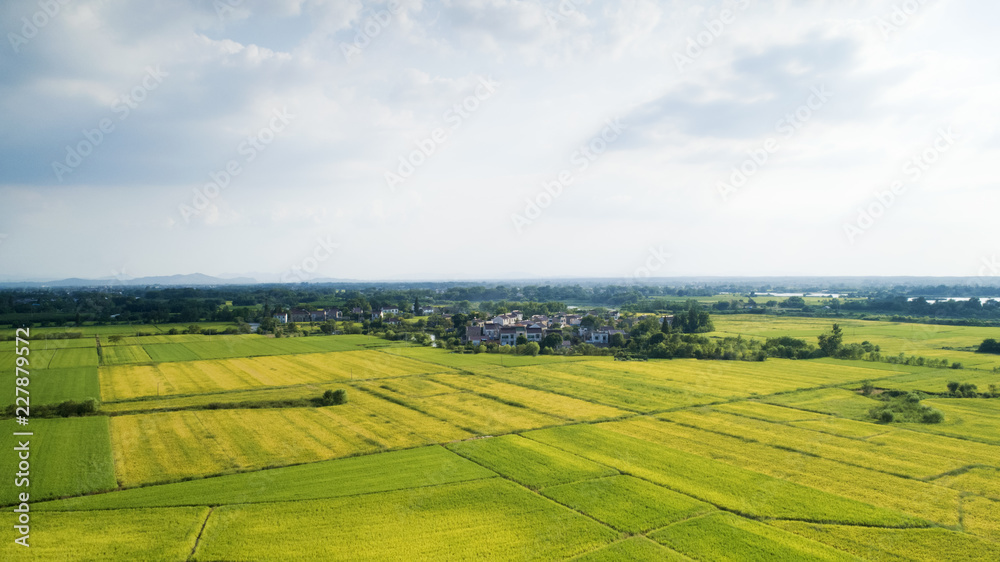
[922,409,944,424]
[878,410,895,423]
[321,389,347,406]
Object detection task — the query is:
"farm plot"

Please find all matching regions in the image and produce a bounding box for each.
[376,376,459,398]
[543,475,715,534]
[101,384,327,413]
[431,373,629,421]
[192,479,618,561]
[47,346,98,369]
[895,398,1000,445]
[446,434,617,489]
[575,537,690,562]
[110,392,471,487]
[0,417,116,504]
[961,495,1000,543]
[772,521,1000,561]
[523,424,920,526]
[762,387,884,420]
[0,507,209,561]
[406,391,565,435]
[661,409,960,479]
[37,445,495,511]
[602,417,961,526]
[2,366,100,407]
[99,345,152,366]
[933,467,1000,499]
[380,345,594,369]
[872,369,1000,395]
[142,342,201,362]
[712,400,830,422]
[552,358,897,398]
[650,512,858,562]
[99,350,446,401]
[486,364,722,413]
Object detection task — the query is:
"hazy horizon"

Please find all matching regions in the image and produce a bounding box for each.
[1,1,997,281]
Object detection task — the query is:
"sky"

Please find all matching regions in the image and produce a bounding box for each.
[0,0,997,282]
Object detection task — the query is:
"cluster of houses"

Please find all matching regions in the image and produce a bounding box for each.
[273,304,439,325]
[463,309,631,348]
[271,304,670,349]
[272,307,342,324]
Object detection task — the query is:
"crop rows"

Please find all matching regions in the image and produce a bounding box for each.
[0,417,116,504]
[602,418,960,526]
[100,350,446,401]
[446,434,617,489]
[110,390,471,487]
[0,507,209,561]
[37,445,495,511]
[543,475,715,534]
[523,424,919,526]
[431,373,629,421]
[192,479,618,561]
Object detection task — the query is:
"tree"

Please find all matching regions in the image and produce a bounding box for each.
[322,389,347,406]
[107,334,124,344]
[516,334,528,345]
[817,323,843,356]
[413,297,421,315]
[978,338,1000,354]
[610,333,626,348]
[519,342,540,356]
[541,332,563,350]
[780,296,807,308]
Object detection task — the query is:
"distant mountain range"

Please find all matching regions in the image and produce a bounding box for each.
[0,273,258,288]
[0,274,998,289]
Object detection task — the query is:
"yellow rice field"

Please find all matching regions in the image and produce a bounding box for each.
[100,350,452,401]
[110,391,470,487]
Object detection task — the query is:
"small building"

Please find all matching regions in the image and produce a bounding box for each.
[464,326,485,345]
[381,306,399,315]
[526,326,543,342]
[288,308,311,323]
[273,313,289,323]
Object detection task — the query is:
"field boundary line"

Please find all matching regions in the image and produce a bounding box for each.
[34,475,505,513]
[187,506,215,561]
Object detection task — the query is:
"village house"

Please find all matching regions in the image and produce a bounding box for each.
[273,312,289,323]
[464,326,485,345]
[381,306,399,315]
[289,308,312,323]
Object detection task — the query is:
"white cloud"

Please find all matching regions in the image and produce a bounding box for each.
[0,0,997,280]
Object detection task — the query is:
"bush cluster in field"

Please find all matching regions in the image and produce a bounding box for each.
[3,398,98,419]
[977,338,1000,355]
[863,387,943,424]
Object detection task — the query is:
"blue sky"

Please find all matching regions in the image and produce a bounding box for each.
[0,0,997,281]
